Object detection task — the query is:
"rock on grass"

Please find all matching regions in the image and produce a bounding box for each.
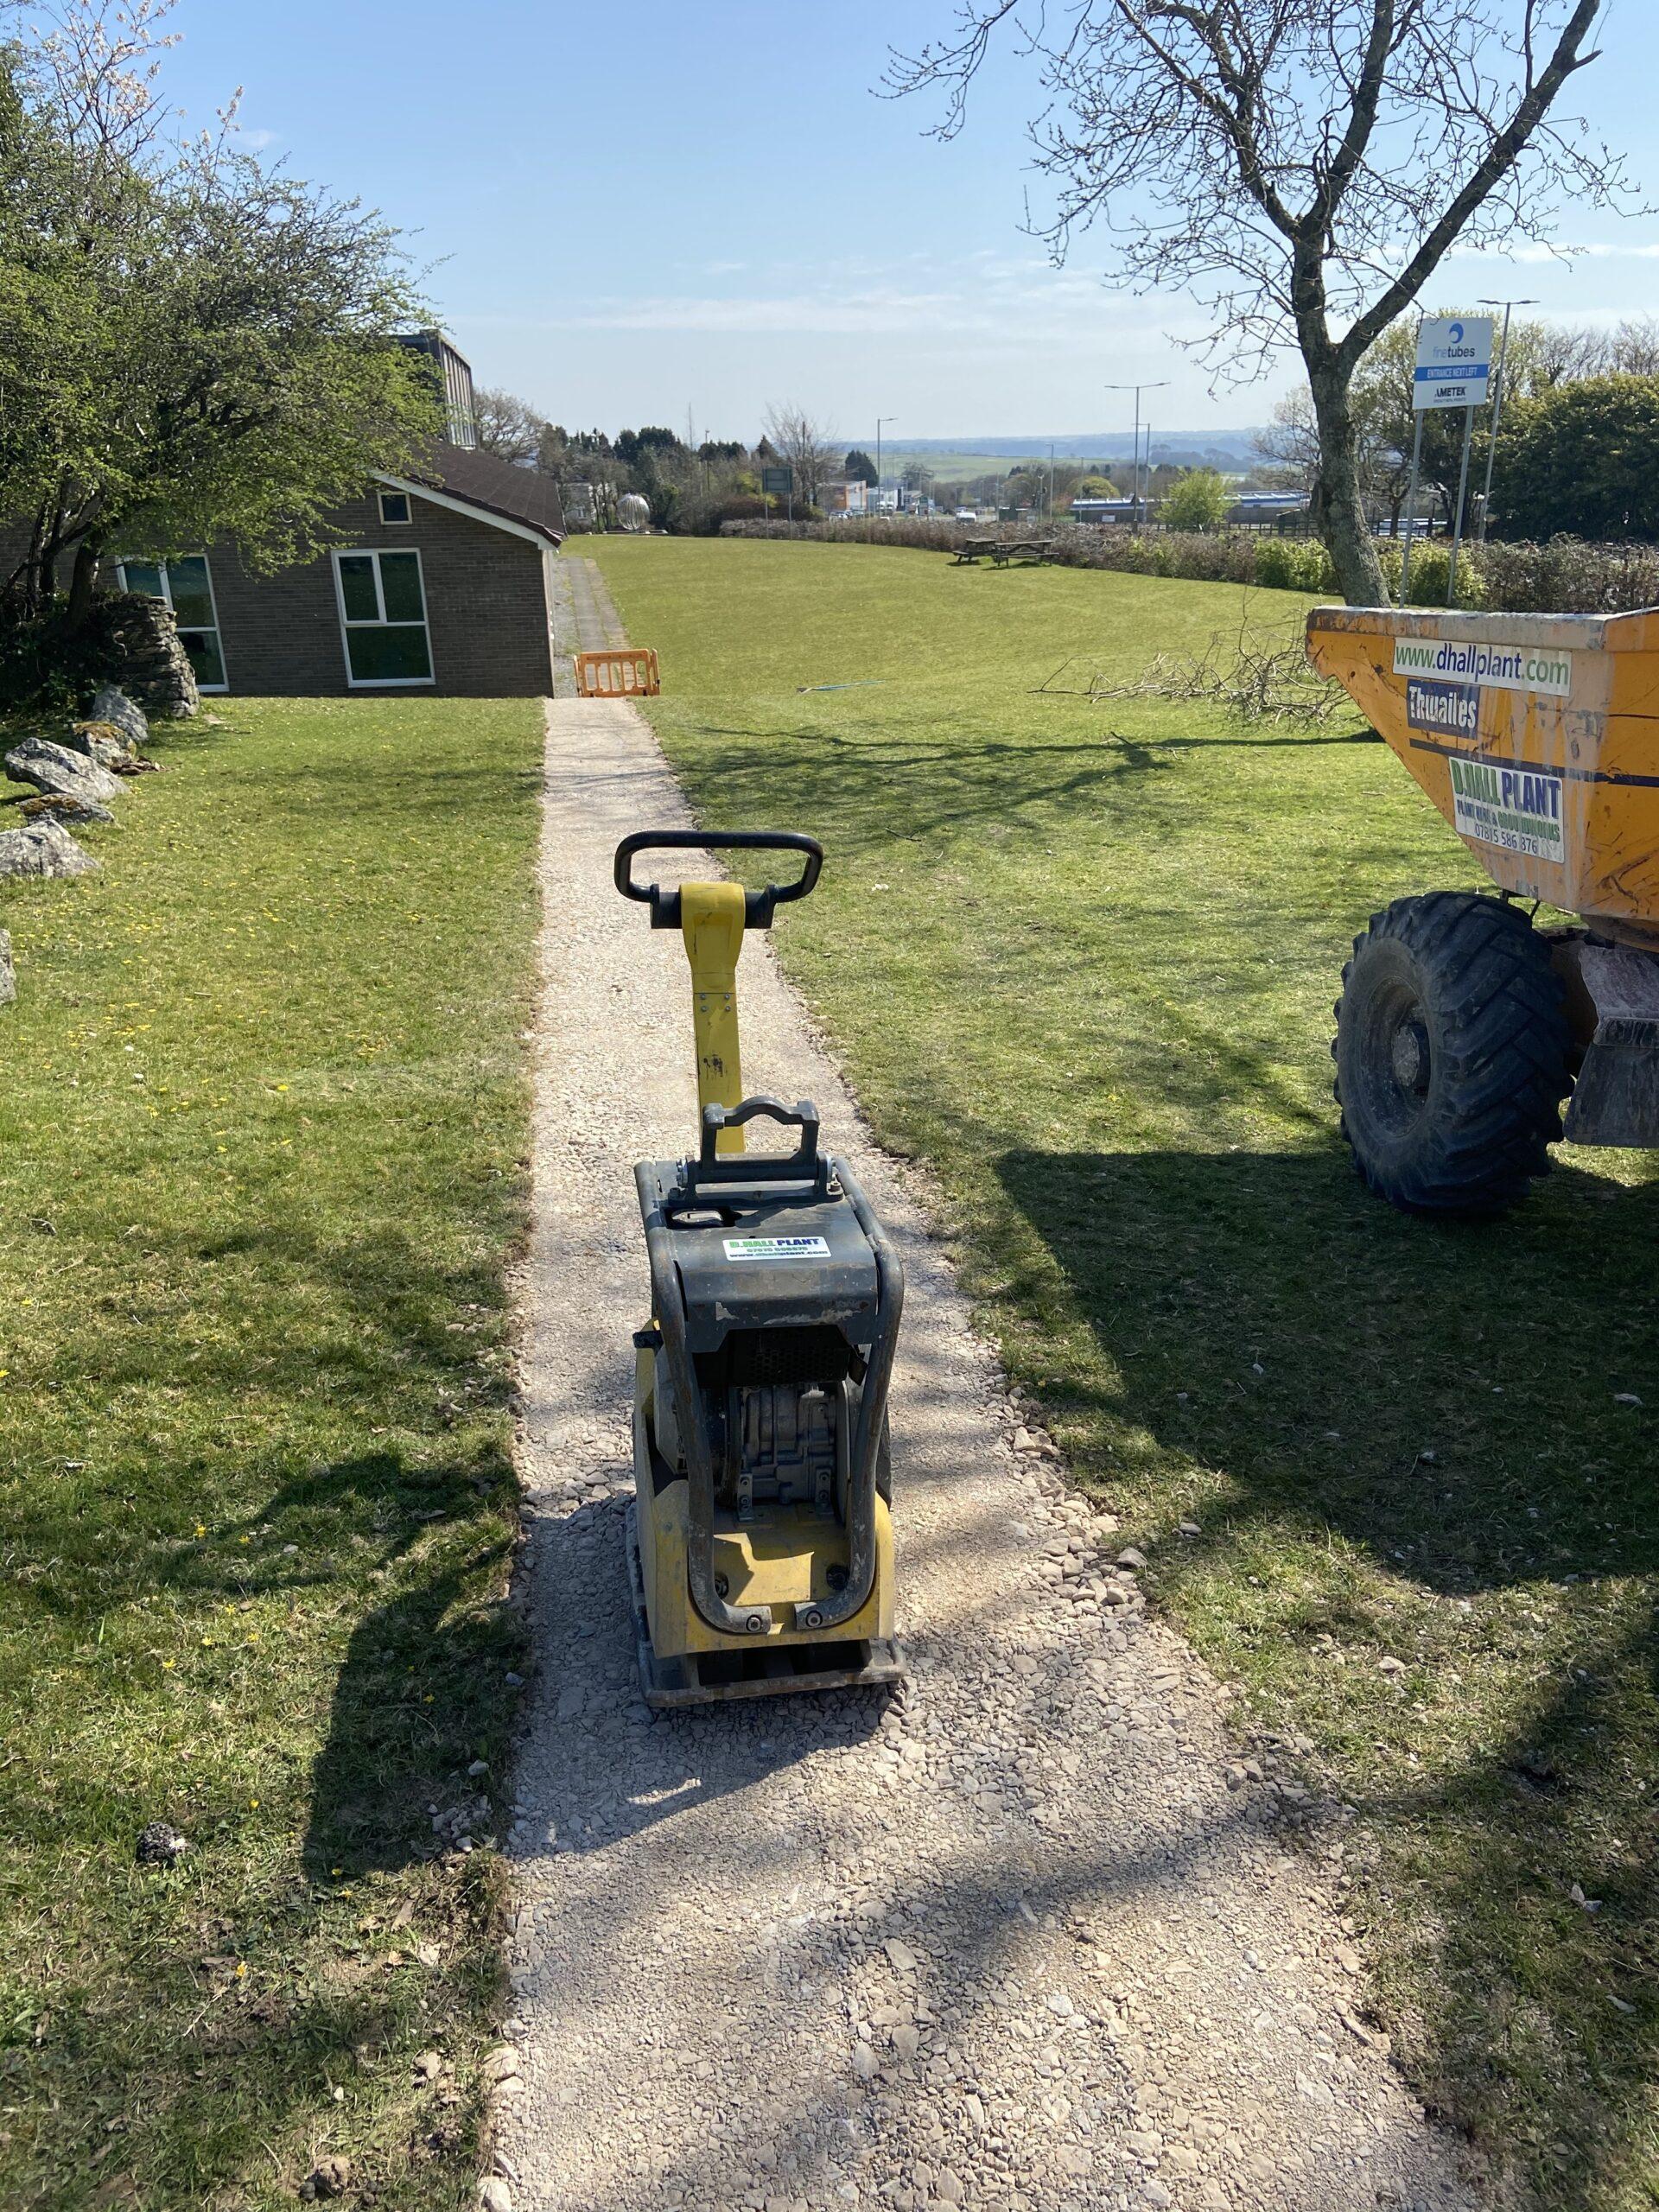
[89,683,149,747]
[0,819,99,877]
[134,1821,188,1867]
[20,791,117,828]
[4,736,124,805]
[299,2154,350,2200]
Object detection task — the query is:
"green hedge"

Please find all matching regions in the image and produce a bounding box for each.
[718,516,1659,613]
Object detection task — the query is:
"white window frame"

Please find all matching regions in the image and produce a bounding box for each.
[378,489,413,525]
[330,547,435,690]
[113,553,229,694]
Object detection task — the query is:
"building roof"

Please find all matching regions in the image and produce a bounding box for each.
[380,441,567,550]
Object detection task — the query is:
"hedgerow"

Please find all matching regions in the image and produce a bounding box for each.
[718,516,1659,613]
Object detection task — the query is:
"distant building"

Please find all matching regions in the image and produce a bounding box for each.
[1070,490,1309,528]
[394,330,479,448]
[821,480,869,514]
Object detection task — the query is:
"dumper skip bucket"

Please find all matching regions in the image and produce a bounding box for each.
[1306,605,1659,949]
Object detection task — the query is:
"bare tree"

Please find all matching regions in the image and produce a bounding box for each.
[1532,320,1615,385]
[1253,393,1320,491]
[1609,315,1659,376]
[887,3,1631,604]
[471,385,547,467]
[762,403,841,506]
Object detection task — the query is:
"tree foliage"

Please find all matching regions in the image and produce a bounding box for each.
[1161,467,1230,532]
[0,0,438,621]
[1492,375,1659,542]
[889,1,1629,604]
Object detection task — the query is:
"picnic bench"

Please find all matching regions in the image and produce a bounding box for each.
[951,536,1057,567]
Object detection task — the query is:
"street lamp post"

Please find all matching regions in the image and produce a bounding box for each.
[1475,298,1538,546]
[875,415,898,518]
[1104,381,1169,529]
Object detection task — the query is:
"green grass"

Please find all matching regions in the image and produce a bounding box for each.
[580,531,1659,2210]
[0,697,543,2209]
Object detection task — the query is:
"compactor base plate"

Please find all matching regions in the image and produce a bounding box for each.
[625,1503,902,1708]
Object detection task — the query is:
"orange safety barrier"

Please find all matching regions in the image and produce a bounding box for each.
[574,648,661,698]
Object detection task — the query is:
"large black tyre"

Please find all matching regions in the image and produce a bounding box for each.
[1332,892,1572,1217]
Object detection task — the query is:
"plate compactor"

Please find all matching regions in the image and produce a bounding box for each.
[613,830,906,1707]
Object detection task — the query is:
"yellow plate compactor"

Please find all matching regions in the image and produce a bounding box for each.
[613,830,904,1707]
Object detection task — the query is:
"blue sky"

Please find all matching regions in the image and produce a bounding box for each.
[137,1,1659,443]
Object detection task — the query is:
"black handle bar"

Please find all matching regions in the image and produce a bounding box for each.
[613,830,823,930]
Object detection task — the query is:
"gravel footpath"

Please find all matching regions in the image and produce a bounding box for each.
[499,680,1480,2212]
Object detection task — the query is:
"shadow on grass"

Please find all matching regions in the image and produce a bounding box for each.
[996,1145,1659,1595]
[0,1213,525,2206]
[658,718,1389,856]
[275,1459,521,1882]
[995,1141,1659,2205]
[1373,1600,1659,2201]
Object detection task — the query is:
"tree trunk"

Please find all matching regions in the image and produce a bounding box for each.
[66,538,102,632]
[1306,358,1389,605]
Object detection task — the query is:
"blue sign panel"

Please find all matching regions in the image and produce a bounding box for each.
[1406,676,1482,740]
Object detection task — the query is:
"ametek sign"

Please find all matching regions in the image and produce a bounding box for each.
[1413,315,1495,411]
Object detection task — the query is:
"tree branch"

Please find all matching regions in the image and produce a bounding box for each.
[1340,0,1603,365]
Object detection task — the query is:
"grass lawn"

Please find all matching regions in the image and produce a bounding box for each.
[581,531,1659,2210]
[0,696,543,2209]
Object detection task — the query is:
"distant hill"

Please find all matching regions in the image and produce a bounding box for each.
[886,429,1268,475]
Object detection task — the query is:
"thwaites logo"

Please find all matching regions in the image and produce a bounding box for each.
[1406,677,1480,740]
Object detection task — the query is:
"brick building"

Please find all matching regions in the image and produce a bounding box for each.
[115,438,567,702]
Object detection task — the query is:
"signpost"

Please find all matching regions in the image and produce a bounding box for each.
[1401,315,1493,606]
[761,463,793,524]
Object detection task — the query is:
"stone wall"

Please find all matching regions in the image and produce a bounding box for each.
[99,594,200,719]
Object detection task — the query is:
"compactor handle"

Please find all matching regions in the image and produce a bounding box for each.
[684,1095,833,1198]
[613,830,823,930]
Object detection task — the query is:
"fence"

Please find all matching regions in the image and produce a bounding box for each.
[574,648,661,699]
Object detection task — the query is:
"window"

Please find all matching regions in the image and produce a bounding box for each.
[114,554,228,691]
[378,489,412,524]
[332,549,434,687]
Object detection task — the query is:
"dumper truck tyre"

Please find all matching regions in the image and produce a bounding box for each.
[1332,892,1571,1217]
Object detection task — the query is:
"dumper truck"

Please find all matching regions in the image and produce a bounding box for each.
[1306,606,1659,1217]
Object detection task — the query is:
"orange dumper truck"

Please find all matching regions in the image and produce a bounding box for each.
[1306,605,1659,1217]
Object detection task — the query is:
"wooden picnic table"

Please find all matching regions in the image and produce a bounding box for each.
[951,536,1057,567]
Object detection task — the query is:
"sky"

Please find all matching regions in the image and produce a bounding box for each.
[114,0,1659,445]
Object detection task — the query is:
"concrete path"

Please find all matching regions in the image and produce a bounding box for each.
[498,677,1479,2212]
[547,554,629,693]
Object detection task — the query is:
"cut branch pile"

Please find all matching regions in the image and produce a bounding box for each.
[1038,623,1348,726]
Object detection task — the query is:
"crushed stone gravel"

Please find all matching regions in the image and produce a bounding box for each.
[501,677,1481,2212]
